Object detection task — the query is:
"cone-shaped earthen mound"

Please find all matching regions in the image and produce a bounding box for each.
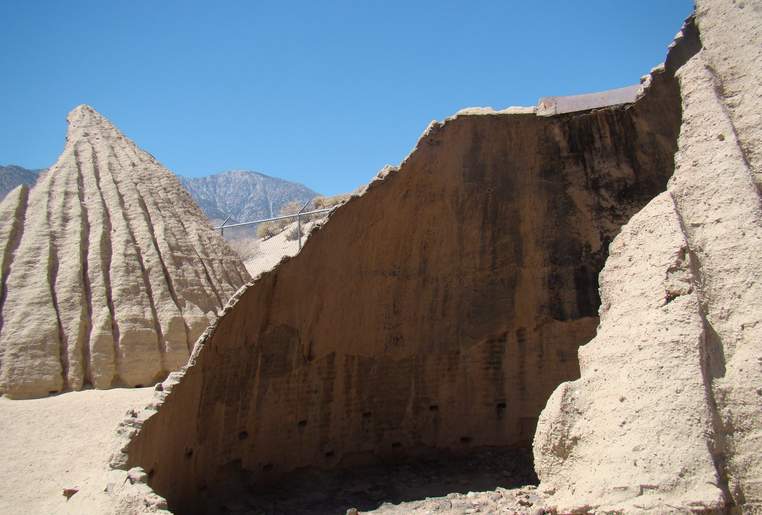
[0,105,250,399]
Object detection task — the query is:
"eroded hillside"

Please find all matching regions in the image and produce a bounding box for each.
[0,106,250,399]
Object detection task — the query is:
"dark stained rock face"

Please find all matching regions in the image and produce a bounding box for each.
[115,62,682,512]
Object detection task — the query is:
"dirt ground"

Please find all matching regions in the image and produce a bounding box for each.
[0,387,154,514]
[243,220,317,278]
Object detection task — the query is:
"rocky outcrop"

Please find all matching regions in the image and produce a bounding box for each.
[112,57,684,510]
[533,1,762,512]
[0,106,250,399]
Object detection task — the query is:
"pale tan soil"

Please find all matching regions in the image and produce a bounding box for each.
[0,387,154,514]
[243,220,316,278]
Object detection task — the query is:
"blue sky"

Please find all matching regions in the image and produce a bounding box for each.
[1,1,693,195]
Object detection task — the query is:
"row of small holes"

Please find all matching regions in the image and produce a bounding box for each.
[251,402,499,471]
[258,437,475,472]
[289,402,506,428]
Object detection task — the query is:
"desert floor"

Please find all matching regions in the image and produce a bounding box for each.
[243,220,316,278]
[0,387,154,514]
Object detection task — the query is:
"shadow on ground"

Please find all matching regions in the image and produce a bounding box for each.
[200,446,537,515]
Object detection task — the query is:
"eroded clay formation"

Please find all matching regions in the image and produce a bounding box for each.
[0,106,250,399]
[114,38,685,515]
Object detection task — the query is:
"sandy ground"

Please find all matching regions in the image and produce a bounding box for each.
[243,221,316,278]
[0,387,154,514]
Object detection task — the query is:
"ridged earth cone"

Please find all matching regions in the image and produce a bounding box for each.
[0,105,250,399]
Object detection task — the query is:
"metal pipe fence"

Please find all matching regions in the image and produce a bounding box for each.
[215,207,335,249]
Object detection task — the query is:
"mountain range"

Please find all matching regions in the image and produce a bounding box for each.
[0,165,42,199]
[178,170,318,225]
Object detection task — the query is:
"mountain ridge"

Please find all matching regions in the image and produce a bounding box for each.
[179,169,319,225]
[0,165,42,199]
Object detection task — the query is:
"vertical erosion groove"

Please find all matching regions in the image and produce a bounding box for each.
[90,142,121,382]
[193,248,224,308]
[669,192,733,506]
[0,187,29,335]
[74,146,94,387]
[234,259,249,288]
[129,145,228,306]
[46,171,68,391]
[2,106,248,398]
[105,146,166,365]
[133,187,191,350]
[704,61,762,224]
[170,210,227,309]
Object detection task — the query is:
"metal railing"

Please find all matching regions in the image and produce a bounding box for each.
[215,199,334,250]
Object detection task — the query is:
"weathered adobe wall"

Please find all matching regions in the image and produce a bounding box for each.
[0,106,250,399]
[115,65,682,511]
[534,1,762,512]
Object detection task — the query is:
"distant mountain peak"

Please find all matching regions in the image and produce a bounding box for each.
[180,170,318,224]
[0,165,42,200]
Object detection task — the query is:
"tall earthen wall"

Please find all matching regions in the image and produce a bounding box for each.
[116,62,683,512]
